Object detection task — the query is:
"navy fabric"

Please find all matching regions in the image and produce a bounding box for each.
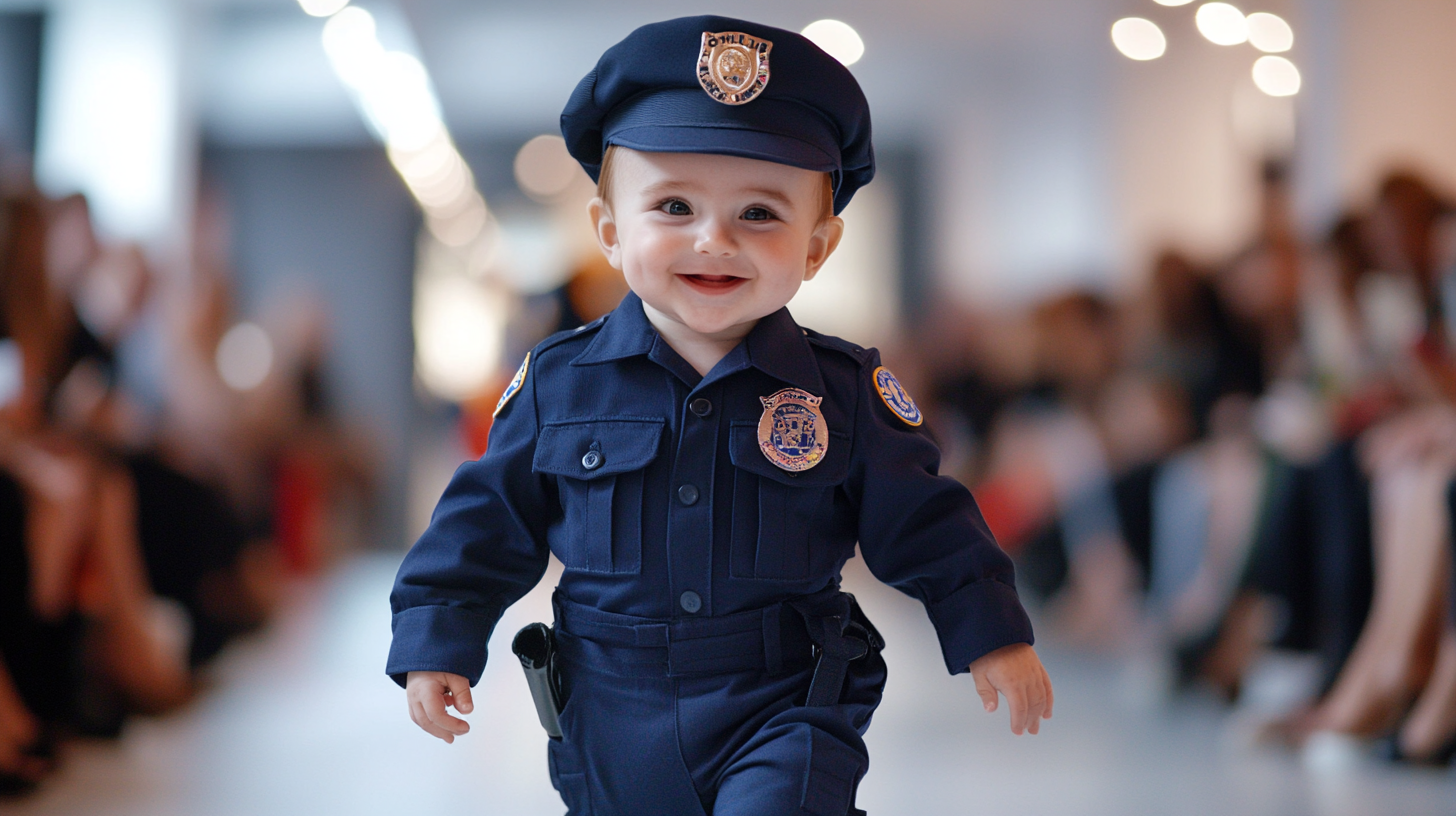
[387,293,1035,813]
[560,15,874,214]
[546,612,885,815]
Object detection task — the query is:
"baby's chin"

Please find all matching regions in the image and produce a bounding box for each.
[671,304,773,339]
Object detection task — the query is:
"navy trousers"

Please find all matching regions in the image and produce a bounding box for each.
[545,594,886,816]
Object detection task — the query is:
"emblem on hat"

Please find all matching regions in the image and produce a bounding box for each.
[758,388,828,472]
[494,352,530,417]
[873,366,923,426]
[698,31,772,106]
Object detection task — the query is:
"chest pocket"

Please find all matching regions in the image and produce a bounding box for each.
[728,422,851,580]
[534,418,664,574]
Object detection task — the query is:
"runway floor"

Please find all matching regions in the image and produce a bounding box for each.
[3,553,1454,816]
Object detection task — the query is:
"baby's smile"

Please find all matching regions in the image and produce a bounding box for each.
[677,272,748,294]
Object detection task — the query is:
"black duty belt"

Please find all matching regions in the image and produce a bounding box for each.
[548,587,883,707]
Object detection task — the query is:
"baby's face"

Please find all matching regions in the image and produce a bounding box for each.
[591,149,842,341]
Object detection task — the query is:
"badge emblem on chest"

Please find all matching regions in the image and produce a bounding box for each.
[758,388,828,472]
[697,31,772,106]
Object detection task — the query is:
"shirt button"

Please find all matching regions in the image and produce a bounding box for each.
[690,398,712,417]
[679,591,702,613]
[677,484,699,505]
[581,450,603,470]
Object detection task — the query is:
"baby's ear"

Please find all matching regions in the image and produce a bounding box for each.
[587,197,623,268]
[803,216,845,282]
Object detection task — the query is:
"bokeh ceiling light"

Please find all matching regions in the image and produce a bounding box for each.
[514,135,580,202]
[1246,12,1294,53]
[319,5,488,247]
[297,0,350,17]
[1111,18,1167,61]
[801,20,865,66]
[216,323,273,391]
[413,273,505,400]
[1196,3,1249,45]
[1152,0,1195,5]
[1252,55,1301,96]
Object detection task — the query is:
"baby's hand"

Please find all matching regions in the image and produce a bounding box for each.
[406,671,474,743]
[968,643,1054,735]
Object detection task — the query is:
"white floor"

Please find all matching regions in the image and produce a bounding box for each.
[4,553,1455,816]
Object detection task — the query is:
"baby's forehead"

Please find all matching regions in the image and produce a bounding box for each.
[617,149,824,196]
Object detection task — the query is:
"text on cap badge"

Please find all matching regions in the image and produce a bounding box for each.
[697,31,772,106]
[758,388,828,472]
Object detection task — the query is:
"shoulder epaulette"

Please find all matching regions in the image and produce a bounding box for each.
[804,329,872,365]
[535,315,608,356]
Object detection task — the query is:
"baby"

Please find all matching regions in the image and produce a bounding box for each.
[388,15,1052,815]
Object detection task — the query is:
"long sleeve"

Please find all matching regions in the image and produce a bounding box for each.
[849,353,1033,675]
[385,358,555,687]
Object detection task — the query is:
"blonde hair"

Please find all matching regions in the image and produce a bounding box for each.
[596,145,835,222]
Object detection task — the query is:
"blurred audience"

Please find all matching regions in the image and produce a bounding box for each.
[0,181,371,794]
[926,161,1456,767]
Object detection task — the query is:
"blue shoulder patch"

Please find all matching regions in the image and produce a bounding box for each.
[873,366,923,426]
[494,353,531,417]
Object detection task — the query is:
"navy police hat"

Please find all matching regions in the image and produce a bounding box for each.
[560,15,874,215]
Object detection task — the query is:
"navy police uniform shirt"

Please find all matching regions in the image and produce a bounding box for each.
[387,293,1034,685]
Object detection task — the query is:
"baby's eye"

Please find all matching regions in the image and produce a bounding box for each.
[662,199,692,216]
[742,207,776,222]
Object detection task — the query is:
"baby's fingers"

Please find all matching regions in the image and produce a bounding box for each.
[444,674,474,715]
[421,686,471,737]
[972,670,999,713]
[409,696,457,743]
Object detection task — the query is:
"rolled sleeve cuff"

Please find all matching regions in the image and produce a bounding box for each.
[926,578,1035,675]
[385,604,501,688]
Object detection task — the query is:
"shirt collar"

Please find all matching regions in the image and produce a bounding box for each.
[572,292,826,395]
[572,292,656,366]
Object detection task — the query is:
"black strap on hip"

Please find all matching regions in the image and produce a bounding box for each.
[789,593,884,707]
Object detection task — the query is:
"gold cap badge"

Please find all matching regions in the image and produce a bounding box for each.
[697,31,772,106]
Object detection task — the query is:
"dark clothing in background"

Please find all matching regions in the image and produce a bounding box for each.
[128,453,251,666]
[0,473,79,723]
[1248,441,1374,693]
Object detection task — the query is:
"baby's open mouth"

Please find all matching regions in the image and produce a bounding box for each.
[680,274,747,293]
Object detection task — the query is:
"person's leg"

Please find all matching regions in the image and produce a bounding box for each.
[1394,477,1456,760]
[1313,458,1447,735]
[76,466,190,714]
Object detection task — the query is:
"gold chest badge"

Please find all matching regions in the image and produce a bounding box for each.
[697,31,772,106]
[758,388,828,472]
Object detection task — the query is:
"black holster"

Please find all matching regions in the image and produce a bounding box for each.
[511,622,563,739]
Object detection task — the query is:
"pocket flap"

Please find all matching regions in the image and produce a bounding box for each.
[534,418,665,480]
[729,423,850,487]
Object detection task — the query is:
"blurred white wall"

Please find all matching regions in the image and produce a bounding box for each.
[1339,0,1456,204]
[33,0,198,263]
